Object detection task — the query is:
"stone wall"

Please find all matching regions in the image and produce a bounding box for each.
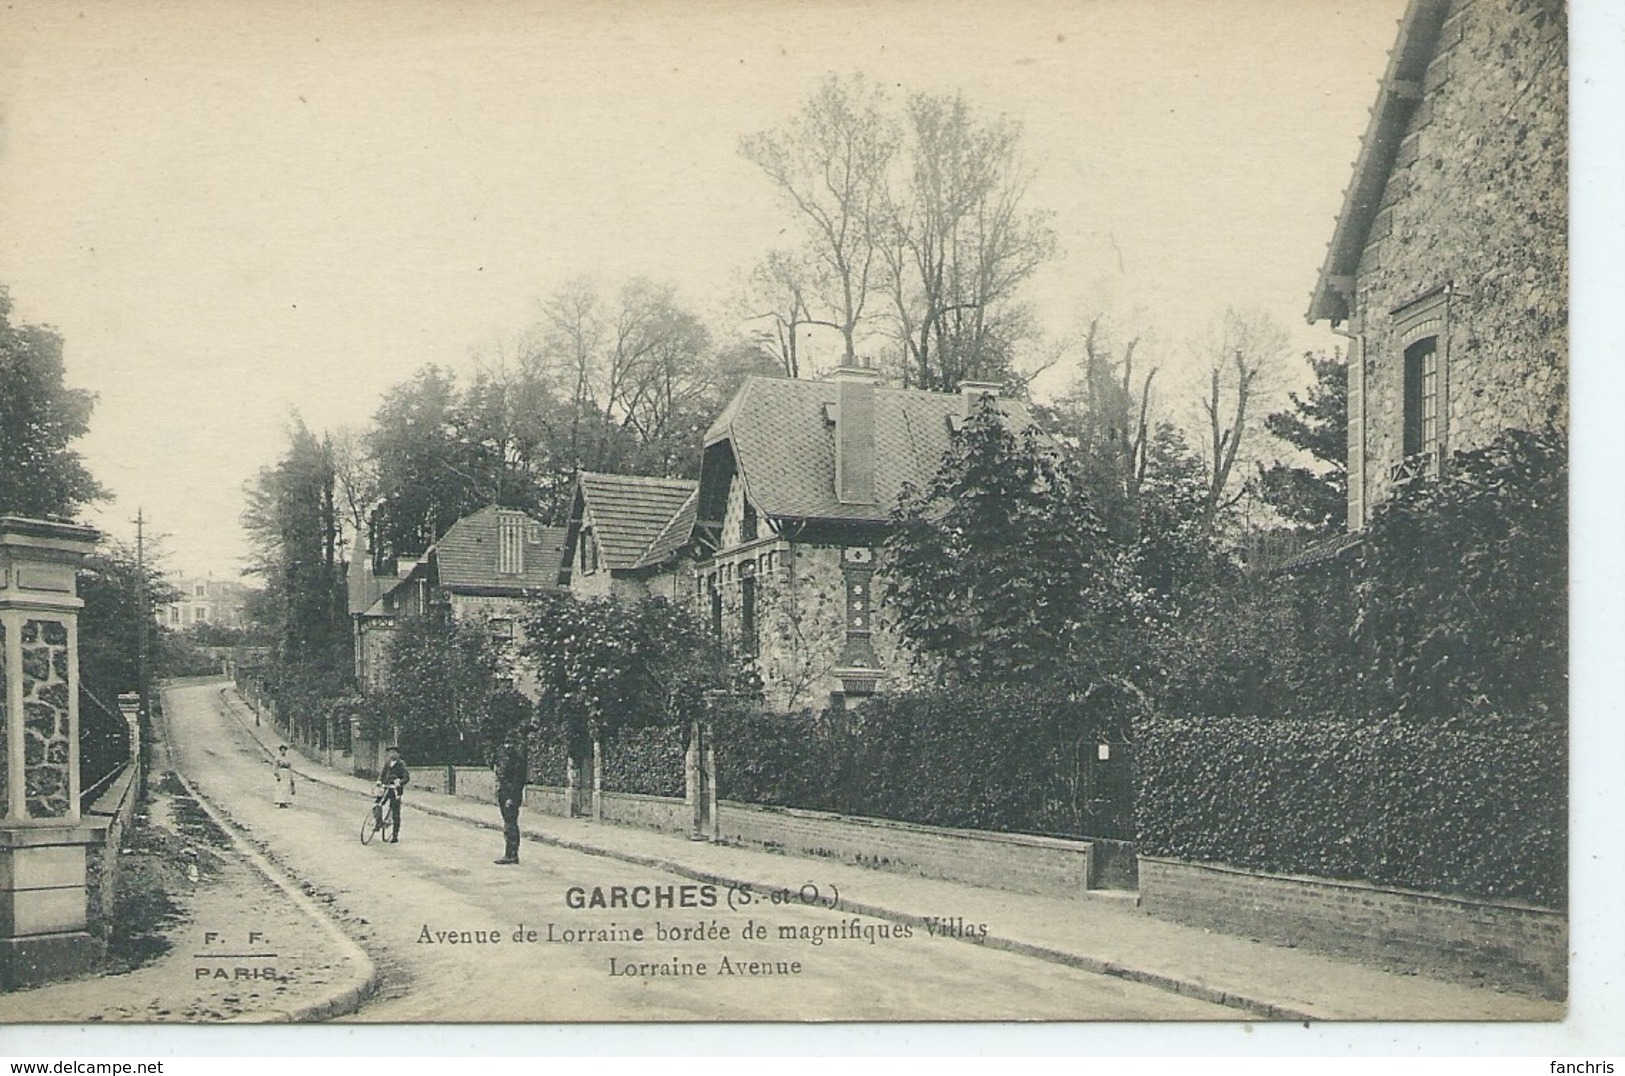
[1139,856,1566,999]
[1352,0,1566,519]
[740,542,926,712]
[597,791,692,835]
[716,801,1093,899]
[83,765,140,933]
[20,618,73,818]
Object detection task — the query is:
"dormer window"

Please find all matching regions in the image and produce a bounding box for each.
[579,529,597,575]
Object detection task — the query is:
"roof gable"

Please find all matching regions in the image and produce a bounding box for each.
[1308,0,1451,324]
[577,472,700,571]
[434,506,565,592]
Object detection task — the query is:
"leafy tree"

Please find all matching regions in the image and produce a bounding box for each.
[241,419,349,683]
[885,399,1143,687]
[366,365,487,559]
[377,607,506,763]
[0,285,107,518]
[77,540,181,700]
[1255,351,1348,535]
[1134,421,1231,606]
[516,591,724,754]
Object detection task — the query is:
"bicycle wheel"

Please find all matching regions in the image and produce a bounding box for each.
[361,804,381,844]
[382,796,399,842]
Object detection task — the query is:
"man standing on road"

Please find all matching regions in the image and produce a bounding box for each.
[486,688,532,865]
[493,728,527,865]
[379,744,410,843]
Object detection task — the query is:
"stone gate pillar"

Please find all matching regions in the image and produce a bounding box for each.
[0,516,106,988]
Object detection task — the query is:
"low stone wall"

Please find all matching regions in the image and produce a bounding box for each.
[717,801,1092,899]
[1138,856,1566,999]
[451,767,496,803]
[406,765,451,795]
[83,764,140,934]
[437,779,1095,897]
[523,786,570,816]
[598,791,692,836]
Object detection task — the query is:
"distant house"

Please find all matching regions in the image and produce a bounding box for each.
[161,575,252,629]
[347,506,566,693]
[1307,0,1565,529]
[558,471,698,603]
[693,364,1035,711]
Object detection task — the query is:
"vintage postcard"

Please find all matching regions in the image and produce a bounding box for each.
[0,0,1601,1049]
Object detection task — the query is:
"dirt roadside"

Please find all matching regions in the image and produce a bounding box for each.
[0,707,363,1023]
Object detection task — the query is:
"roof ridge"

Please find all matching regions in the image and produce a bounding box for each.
[579,470,698,489]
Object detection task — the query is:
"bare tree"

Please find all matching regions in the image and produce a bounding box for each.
[743,249,819,379]
[881,91,1057,392]
[739,74,897,368]
[528,276,717,481]
[1194,309,1289,529]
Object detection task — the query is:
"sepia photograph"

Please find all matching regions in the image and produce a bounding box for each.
[0,0,1607,1055]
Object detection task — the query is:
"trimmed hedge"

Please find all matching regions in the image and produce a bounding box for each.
[528,722,570,787]
[716,685,1137,839]
[603,725,686,798]
[1135,710,1565,908]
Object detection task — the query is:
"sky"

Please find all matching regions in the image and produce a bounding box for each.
[0,0,1443,579]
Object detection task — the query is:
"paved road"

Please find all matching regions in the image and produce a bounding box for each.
[162,680,1236,1021]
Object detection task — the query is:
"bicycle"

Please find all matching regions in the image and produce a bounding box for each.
[361,781,401,845]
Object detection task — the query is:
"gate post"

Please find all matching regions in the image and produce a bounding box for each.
[0,517,106,988]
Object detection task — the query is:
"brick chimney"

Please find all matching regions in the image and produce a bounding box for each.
[831,361,880,505]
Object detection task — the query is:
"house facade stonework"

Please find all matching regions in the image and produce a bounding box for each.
[1308,0,1565,528]
[695,368,1031,711]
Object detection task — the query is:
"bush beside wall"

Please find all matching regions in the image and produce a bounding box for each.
[716,686,1134,840]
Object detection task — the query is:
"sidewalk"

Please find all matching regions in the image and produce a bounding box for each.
[227,687,1560,1023]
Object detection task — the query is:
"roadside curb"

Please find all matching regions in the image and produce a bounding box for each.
[244,712,1304,1021]
[159,691,380,1023]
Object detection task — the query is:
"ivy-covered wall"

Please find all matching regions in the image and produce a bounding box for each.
[1353,0,1566,517]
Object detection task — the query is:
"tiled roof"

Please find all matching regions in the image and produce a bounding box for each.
[434,506,565,592]
[703,375,1037,524]
[578,472,700,571]
[634,488,698,569]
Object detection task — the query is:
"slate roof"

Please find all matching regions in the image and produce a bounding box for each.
[434,506,565,592]
[1307,0,1451,324]
[703,375,1036,525]
[577,472,700,571]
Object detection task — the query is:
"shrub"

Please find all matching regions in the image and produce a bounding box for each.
[602,725,687,797]
[715,684,1138,838]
